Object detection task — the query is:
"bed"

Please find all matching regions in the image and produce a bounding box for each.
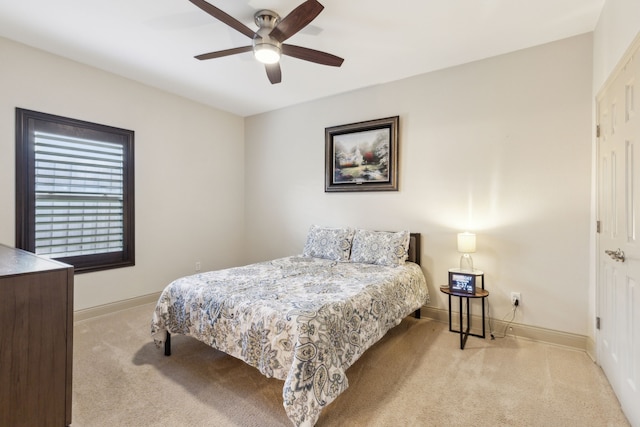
[151,227,429,426]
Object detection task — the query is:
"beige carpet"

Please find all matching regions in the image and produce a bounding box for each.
[72,303,629,427]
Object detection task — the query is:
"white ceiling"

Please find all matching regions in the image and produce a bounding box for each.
[0,0,605,117]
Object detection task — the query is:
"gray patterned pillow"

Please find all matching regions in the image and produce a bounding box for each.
[350,229,410,266]
[302,225,355,261]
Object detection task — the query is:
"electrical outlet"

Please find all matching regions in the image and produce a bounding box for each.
[195,261,201,272]
[511,292,521,306]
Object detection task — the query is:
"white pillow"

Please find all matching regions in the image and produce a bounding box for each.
[302,225,355,261]
[350,229,410,266]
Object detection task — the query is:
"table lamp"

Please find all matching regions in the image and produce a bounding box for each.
[457,232,476,271]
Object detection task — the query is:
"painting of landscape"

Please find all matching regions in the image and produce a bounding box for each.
[333,128,390,184]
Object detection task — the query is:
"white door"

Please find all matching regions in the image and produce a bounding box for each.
[597,36,640,427]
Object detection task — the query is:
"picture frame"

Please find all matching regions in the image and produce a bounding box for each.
[325,116,398,192]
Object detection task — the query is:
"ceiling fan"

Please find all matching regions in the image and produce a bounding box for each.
[188,0,344,84]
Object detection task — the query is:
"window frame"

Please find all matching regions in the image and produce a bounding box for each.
[15,108,135,273]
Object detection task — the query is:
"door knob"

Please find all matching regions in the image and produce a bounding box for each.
[605,248,626,262]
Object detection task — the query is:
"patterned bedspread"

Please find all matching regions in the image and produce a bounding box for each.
[151,256,429,426]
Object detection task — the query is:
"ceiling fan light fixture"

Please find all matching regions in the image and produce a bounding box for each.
[254,43,281,64]
[189,1,343,83]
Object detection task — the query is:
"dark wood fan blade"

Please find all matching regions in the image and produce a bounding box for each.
[265,63,282,84]
[195,46,253,60]
[282,44,343,67]
[188,0,255,39]
[269,0,324,42]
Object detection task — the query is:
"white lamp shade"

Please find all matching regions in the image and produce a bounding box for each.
[457,232,476,253]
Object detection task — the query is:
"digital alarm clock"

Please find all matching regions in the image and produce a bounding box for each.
[448,270,476,294]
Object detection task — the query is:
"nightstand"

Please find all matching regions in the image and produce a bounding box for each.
[440,271,489,349]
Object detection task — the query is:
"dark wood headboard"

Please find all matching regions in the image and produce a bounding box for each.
[408,233,421,265]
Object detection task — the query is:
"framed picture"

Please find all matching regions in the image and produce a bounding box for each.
[325,116,398,192]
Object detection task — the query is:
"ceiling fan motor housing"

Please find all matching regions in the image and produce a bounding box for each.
[254,9,280,28]
[253,10,282,63]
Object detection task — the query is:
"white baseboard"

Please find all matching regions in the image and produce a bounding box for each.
[585,335,596,361]
[74,292,161,322]
[420,306,588,352]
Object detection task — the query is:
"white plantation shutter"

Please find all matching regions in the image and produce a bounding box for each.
[34,131,124,257]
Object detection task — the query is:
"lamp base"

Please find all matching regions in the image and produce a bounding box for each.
[459,254,474,272]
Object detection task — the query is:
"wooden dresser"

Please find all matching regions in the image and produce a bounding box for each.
[0,244,73,427]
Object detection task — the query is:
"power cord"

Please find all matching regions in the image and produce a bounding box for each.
[488,298,518,339]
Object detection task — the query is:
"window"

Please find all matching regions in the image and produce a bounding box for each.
[16,108,135,273]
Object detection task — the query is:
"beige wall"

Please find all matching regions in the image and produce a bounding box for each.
[0,37,246,310]
[593,0,640,92]
[245,34,593,335]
